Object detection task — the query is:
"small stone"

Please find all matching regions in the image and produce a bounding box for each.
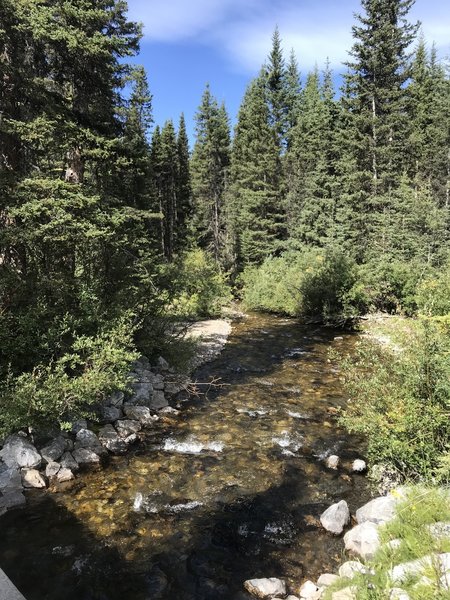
[385,539,402,551]
[338,561,367,579]
[352,459,367,473]
[344,522,380,559]
[326,455,340,470]
[243,577,286,599]
[389,589,410,600]
[123,405,158,426]
[115,419,141,438]
[45,461,61,478]
[22,469,46,489]
[320,500,350,535]
[159,407,179,416]
[60,452,79,472]
[299,579,320,599]
[317,574,340,587]
[72,448,101,465]
[331,588,357,600]
[57,468,74,483]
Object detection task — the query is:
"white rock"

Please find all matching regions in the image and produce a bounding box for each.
[352,459,367,473]
[428,522,450,540]
[243,577,286,598]
[390,556,433,583]
[338,561,367,579]
[344,522,380,559]
[21,469,46,488]
[317,574,340,587]
[45,461,61,478]
[320,500,350,535]
[389,589,410,600]
[385,539,402,551]
[331,587,357,600]
[286,596,301,600]
[326,455,340,470]
[0,435,41,469]
[356,495,398,525]
[123,405,158,425]
[56,468,74,483]
[299,579,320,599]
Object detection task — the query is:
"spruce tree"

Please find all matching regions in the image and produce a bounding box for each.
[175,113,192,250]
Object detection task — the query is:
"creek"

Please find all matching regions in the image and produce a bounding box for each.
[0,313,371,600]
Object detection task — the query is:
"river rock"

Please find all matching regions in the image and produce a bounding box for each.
[123,405,158,426]
[389,589,410,600]
[0,465,23,492]
[390,553,450,584]
[128,380,154,406]
[72,447,101,466]
[40,436,67,463]
[157,356,170,371]
[57,468,74,483]
[331,588,357,600]
[149,390,169,411]
[159,407,179,416]
[22,469,46,488]
[115,419,141,438]
[0,490,26,515]
[352,459,367,473]
[164,378,189,396]
[428,522,450,540]
[243,578,286,598]
[317,574,339,587]
[71,419,88,434]
[98,425,128,454]
[60,452,79,472]
[338,561,367,579]
[45,461,61,478]
[356,495,397,525]
[101,406,123,424]
[320,500,350,535]
[344,522,380,559]
[75,428,100,449]
[107,391,124,407]
[0,435,41,469]
[298,580,321,599]
[326,455,340,470]
[151,374,165,391]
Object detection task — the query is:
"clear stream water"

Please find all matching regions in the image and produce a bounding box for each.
[0,313,371,600]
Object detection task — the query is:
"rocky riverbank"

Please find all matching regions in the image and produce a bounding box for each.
[0,319,232,517]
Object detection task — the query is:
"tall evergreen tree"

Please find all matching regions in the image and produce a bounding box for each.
[175,113,192,250]
[191,85,230,262]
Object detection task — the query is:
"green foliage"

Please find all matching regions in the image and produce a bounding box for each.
[0,318,137,437]
[339,320,450,481]
[416,265,450,317]
[169,249,232,318]
[241,248,358,321]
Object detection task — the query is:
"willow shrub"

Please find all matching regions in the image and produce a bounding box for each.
[338,320,450,482]
[241,248,360,321]
[0,317,137,437]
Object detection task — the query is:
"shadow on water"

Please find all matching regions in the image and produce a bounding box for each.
[0,313,371,600]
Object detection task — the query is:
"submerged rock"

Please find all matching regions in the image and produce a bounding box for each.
[243,578,286,599]
[0,435,41,469]
[320,500,350,535]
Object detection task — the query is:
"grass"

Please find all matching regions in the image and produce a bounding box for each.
[324,487,450,599]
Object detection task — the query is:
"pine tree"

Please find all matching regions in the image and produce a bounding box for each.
[175,113,192,250]
[228,73,283,266]
[266,26,288,149]
[191,85,230,262]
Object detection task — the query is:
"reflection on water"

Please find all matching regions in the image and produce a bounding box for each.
[0,313,371,600]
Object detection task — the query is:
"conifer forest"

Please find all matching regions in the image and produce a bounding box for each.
[0,0,449,467]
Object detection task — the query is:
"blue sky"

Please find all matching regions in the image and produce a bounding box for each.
[127,0,450,144]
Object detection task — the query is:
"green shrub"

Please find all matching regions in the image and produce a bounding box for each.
[169,249,232,318]
[241,248,359,321]
[416,263,450,317]
[339,320,450,481]
[0,317,138,437]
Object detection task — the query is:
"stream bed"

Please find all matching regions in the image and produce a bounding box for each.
[0,313,371,600]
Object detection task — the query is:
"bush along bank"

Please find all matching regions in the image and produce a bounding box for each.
[0,355,195,517]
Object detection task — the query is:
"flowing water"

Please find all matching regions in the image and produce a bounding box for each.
[0,313,371,600]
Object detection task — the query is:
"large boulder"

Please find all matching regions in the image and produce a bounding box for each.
[98,425,128,455]
[115,419,141,438]
[72,447,101,466]
[344,522,380,559]
[320,500,350,535]
[0,435,41,469]
[149,390,168,411]
[123,405,158,426]
[0,465,23,492]
[128,380,154,406]
[60,452,79,472]
[356,495,398,525]
[40,436,67,463]
[100,406,123,424]
[243,578,286,598]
